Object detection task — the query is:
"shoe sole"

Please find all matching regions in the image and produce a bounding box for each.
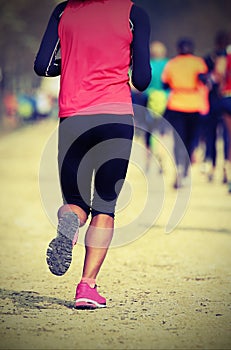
[75,298,106,310]
[46,212,79,276]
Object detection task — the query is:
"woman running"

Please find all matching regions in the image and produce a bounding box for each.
[34,0,151,309]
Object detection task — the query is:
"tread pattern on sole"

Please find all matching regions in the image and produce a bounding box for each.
[46,212,79,276]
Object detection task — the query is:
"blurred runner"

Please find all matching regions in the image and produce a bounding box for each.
[146,41,169,173]
[162,37,208,188]
[214,41,231,193]
[2,92,19,129]
[34,89,53,120]
[131,84,153,172]
[17,92,36,122]
[201,31,229,183]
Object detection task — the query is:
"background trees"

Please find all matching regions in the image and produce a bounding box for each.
[135,0,231,56]
[0,0,230,110]
[0,0,56,94]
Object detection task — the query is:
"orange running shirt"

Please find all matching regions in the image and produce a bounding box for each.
[162,54,208,113]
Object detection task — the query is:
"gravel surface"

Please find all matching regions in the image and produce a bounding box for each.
[0,119,230,349]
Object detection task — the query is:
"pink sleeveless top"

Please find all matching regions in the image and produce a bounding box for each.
[58,0,133,117]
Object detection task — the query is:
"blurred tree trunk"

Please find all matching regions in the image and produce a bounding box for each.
[0,0,57,119]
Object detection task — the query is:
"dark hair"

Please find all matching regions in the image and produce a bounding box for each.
[215,30,229,50]
[177,38,194,55]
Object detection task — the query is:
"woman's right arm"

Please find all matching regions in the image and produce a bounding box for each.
[34,1,67,77]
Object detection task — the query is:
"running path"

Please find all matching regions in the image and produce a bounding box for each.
[0,119,230,349]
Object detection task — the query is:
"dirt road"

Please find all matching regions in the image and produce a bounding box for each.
[0,119,230,349]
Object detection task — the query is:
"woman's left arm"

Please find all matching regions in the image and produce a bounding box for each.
[130,5,152,91]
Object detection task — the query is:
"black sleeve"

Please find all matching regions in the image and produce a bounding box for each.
[34,1,67,77]
[162,82,170,90]
[130,5,152,91]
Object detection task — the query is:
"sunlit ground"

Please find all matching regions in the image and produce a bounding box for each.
[0,117,230,350]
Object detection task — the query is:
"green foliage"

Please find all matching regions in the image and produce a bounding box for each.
[0,0,57,92]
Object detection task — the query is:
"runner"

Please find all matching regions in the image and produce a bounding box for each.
[214,42,231,193]
[34,0,151,309]
[146,41,169,173]
[162,37,208,188]
[202,31,229,183]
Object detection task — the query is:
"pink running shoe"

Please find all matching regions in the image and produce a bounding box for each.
[75,282,106,309]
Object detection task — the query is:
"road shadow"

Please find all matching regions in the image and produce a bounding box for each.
[0,288,74,311]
